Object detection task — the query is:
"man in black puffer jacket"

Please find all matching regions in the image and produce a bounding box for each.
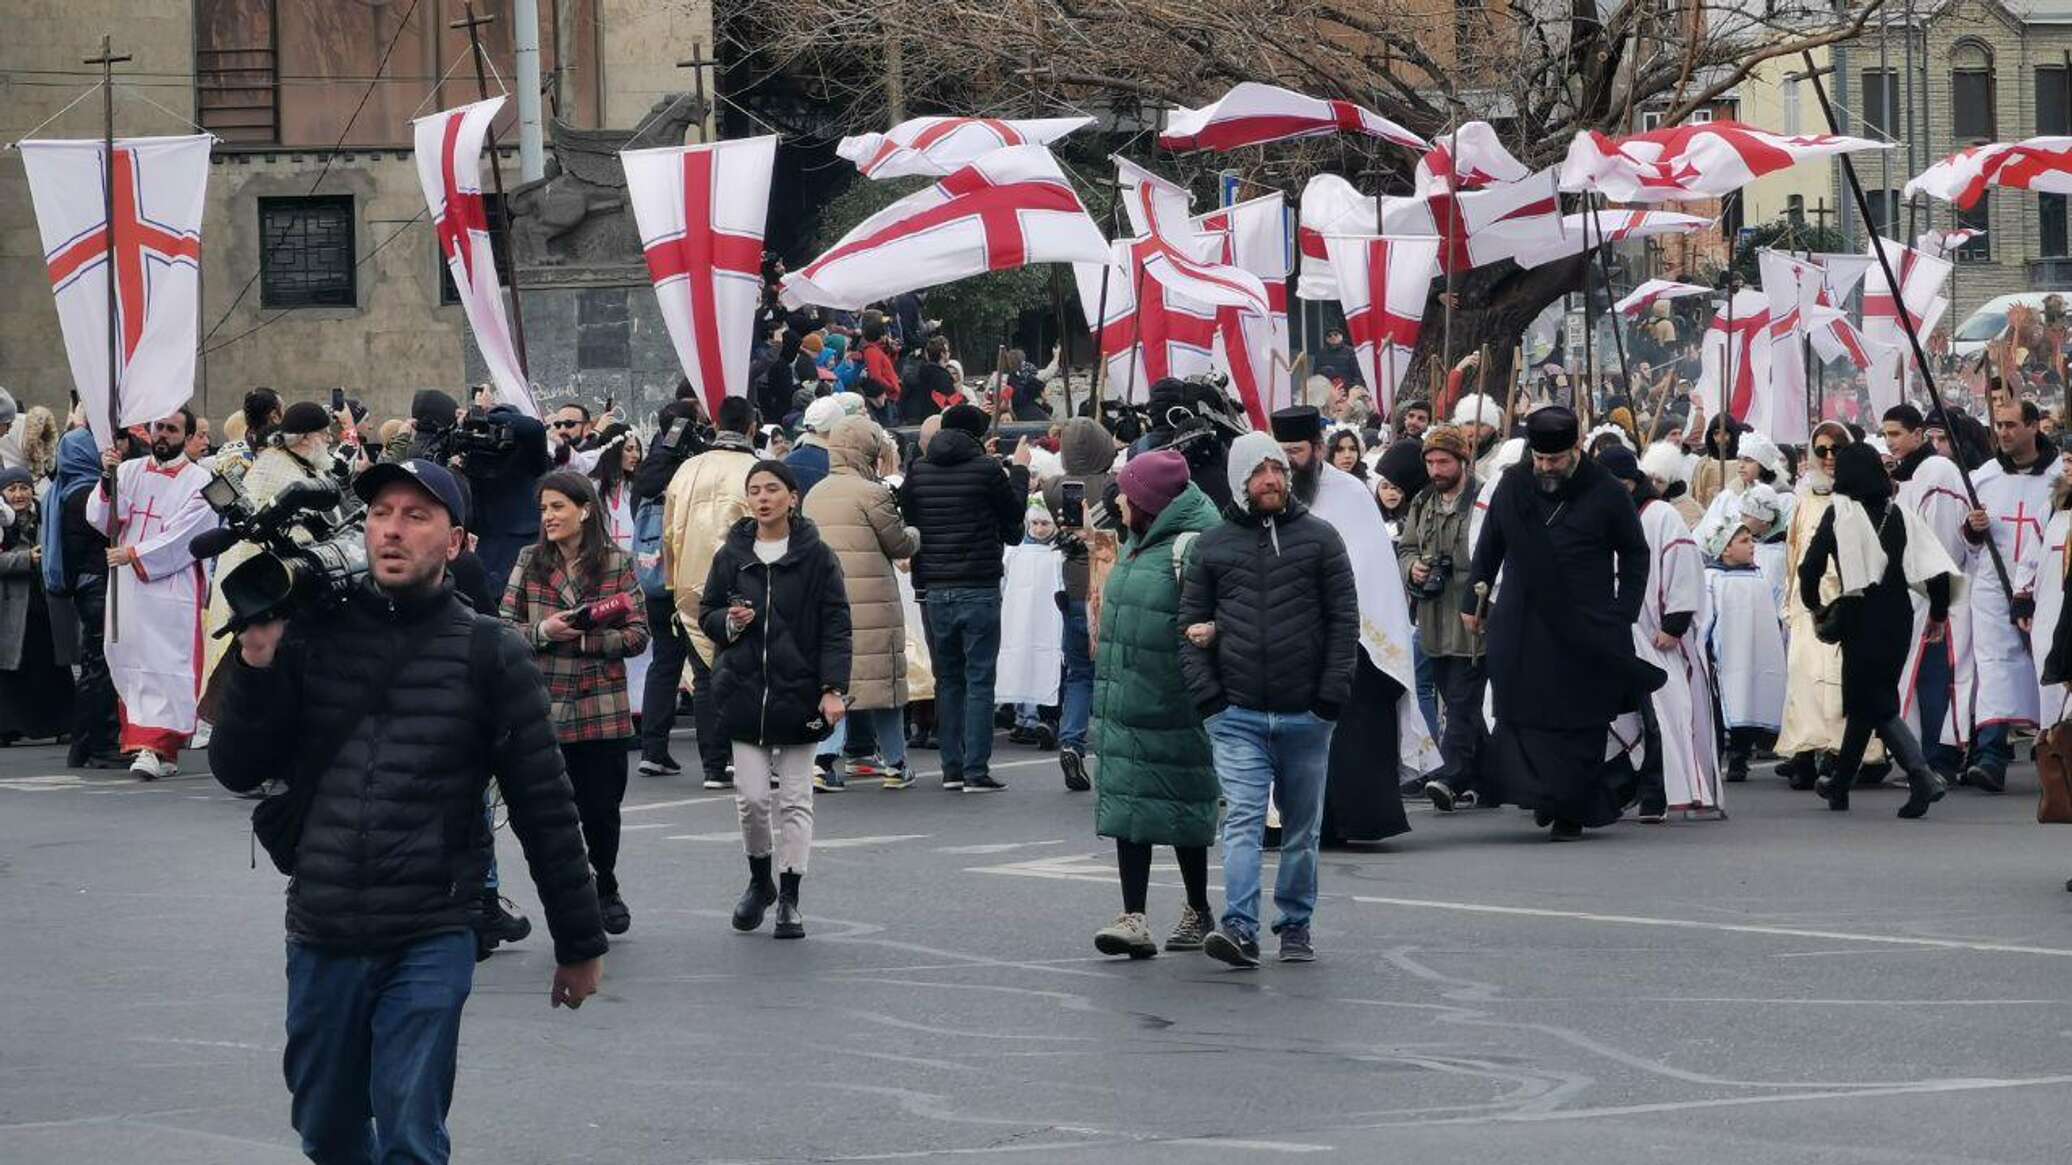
[211,459,605,1162]
[1177,431,1357,970]
[899,403,1032,793]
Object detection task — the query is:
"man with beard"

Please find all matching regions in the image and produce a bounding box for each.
[85,409,221,779]
[1884,404,1973,779]
[1463,406,1658,841]
[1398,424,1485,812]
[1273,407,1435,844]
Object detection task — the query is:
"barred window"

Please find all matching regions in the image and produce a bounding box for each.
[258,196,355,309]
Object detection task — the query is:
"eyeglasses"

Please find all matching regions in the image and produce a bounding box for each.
[551,420,581,430]
[1813,444,1837,458]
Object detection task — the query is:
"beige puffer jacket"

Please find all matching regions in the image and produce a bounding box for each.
[662,437,756,665]
[803,417,919,709]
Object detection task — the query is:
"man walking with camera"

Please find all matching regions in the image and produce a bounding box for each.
[1397,424,1487,811]
[210,458,606,1163]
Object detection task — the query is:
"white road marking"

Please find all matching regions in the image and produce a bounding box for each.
[664,831,931,849]
[934,839,1067,855]
[621,796,731,813]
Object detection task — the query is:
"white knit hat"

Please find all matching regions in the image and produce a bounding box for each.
[1586,423,1634,454]
[1639,441,1688,486]
[1737,431,1787,482]
[1452,392,1502,430]
[803,397,845,434]
[1739,482,1782,525]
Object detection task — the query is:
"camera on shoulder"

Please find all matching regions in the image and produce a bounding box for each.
[194,471,366,638]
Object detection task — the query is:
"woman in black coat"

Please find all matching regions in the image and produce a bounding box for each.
[698,460,852,940]
[1797,443,1951,817]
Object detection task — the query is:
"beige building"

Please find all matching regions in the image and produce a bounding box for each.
[2,0,709,429]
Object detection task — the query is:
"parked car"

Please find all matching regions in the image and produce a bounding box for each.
[1951,292,2061,361]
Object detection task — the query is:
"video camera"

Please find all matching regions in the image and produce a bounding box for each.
[424,410,521,471]
[193,472,367,637]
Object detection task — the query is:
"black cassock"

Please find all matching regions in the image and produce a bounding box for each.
[1321,656,1408,844]
[1465,457,1661,828]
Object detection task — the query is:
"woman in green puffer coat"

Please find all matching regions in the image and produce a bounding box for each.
[1089,450,1222,960]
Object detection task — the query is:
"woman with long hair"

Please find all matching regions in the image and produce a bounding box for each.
[1326,429,1368,480]
[699,461,852,939]
[1797,443,1959,816]
[501,470,650,934]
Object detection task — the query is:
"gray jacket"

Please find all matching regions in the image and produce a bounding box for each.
[1396,481,1479,658]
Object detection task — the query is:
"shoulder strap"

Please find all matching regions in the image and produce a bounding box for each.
[1171,531,1199,582]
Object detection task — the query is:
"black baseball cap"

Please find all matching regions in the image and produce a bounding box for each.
[353,458,468,527]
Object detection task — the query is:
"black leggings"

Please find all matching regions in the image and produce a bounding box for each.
[562,740,630,897]
[1835,716,1930,789]
[1116,839,1212,915]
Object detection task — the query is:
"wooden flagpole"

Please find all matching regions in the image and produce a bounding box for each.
[89,34,130,643]
[454,2,530,376]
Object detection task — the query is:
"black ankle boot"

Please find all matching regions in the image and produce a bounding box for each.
[1814,775,1850,811]
[732,856,778,932]
[1898,768,1947,819]
[774,871,804,939]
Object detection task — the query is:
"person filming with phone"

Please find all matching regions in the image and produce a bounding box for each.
[698,460,852,941]
[208,458,607,1162]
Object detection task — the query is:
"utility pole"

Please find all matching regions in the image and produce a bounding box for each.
[85,33,130,642]
[453,2,529,375]
[513,0,545,180]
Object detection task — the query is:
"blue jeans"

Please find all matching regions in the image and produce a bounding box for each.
[1208,707,1335,940]
[284,931,475,1164]
[1974,723,2012,779]
[827,706,908,768]
[927,587,1003,780]
[1915,642,1962,773]
[1411,640,1440,741]
[1059,600,1093,752]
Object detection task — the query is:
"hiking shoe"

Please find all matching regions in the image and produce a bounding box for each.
[1164,905,1214,952]
[637,755,681,777]
[599,893,632,935]
[963,774,1007,794]
[1203,925,1260,969]
[880,765,915,790]
[813,766,846,793]
[1032,723,1059,751]
[702,773,735,790]
[1093,912,1158,959]
[1425,779,1457,812]
[941,773,965,791]
[1007,725,1040,746]
[1548,819,1584,842]
[1276,924,1315,963]
[1965,765,2007,794]
[1061,748,1091,792]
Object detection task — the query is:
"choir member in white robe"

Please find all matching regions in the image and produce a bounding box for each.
[83,412,219,778]
[1693,431,1793,559]
[1602,448,1720,815]
[1777,422,1879,784]
[995,500,1065,711]
[1957,402,2063,791]
[1733,484,1791,607]
[2033,486,2072,728]
[1884,404,1975,771]
[1704,524,1788,781]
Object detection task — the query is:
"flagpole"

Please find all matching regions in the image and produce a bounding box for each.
[1588,195,1635,428]
[1051,267,1075,418]
[1121,254,1147,409]
[1579,197,1596,419]
[1719,274,1737,500]
[454,2,530,378]
[89,35,131,644]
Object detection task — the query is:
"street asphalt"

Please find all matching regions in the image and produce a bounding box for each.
[4,729,2072,1164]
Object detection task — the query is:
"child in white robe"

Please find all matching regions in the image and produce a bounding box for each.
[999,497,1065,748]
[1704,522,1789,782]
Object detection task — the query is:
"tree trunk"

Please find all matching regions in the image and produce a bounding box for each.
[1400,253,1590,417]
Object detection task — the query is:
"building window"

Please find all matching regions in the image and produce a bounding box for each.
[1956,202,1990,262]
[1864,188,1902,238]
[258,196,355,309]
[1860,68,1898,139]
[1951,42,1996,143]
[1784,80,1801,135]
[2044,196,2068,259]
[437,194,513,306]
[2039,67,2070,136]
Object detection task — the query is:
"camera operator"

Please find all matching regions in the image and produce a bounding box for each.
[1395,424,1487,811]
[452,402,550,597]
[382,389,461,466]
[1135,378,1239,512]
[208,458,605,1160]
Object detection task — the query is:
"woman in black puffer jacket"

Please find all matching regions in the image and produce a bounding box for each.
[698,460,851,940]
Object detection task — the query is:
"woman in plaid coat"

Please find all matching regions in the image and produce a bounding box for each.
[502,470,650,936]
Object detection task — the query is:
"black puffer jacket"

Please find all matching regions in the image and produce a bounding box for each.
[1177,500,1359,719]
[210,580,606,966]
[697,516,853,747]
[898,428,1030,590]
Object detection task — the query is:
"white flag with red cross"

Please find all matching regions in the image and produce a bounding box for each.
[782,145,1109,310]
[1903,137,2072,209]
[1508,208,1711,270]
[1111,158,1274,322]
[1757,250,1814,445]
[837,115,1094,180]
[1320,234,1441,420]
[1413,121,1530,198]
[18,134,210,448]
[1694,288,1772,424]
[1378,169,1566,275]
[1613,278,1712,319]
[1916,227,1986,261]
[1069,244,1220,402]
[1296,174,1375,301]
[624,136,777,420]
[1193,194,1293,426]
[1861,236,1952,410]
[413,99,538,418]
[1159,82,1425,153]
[1759,250,1889,376]
[1561,121,1889,202]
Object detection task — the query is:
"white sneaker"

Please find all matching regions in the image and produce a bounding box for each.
[129,750,177,780]
[1092,912,1158,959]
[189,721,213,750]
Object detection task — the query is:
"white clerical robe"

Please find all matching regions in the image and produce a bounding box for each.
[995,541,1064,706]
[85,455,219,742]
[1895,452,1973,745]
[1777,487,1877,759]
[1705,562,1787,733]
[1618,498,1720,811]
[2033,509,2072,726]
[1312,463,1440,774]
[1963,456,2063,733]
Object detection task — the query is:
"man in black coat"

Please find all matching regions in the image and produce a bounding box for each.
[1464,406,1660,841]
[210,459,605,1161]
[1178,431,1358,968]
[899,404,1032,793]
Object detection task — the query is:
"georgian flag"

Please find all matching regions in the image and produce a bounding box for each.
[18,134,210,448]
[1194,194,1294,426]
[1159,82,1425,153]
[781,145,1110,310]
[1413,121,1529,197]
[1861,236,1953,410]
[1614,278,1712,319]
[1757,250,1814,445]
[1694,288,1771,424]
[1917,227,1986,261]
[623,136,777,419]
[1508,208,1711,269]
[1902,137,2072,208]
[1296,174,1375,301]
[414,99,538,417]
[1757,250,1889,378]
[1319,234,1442,419]
[836,115,1094,180]
[1070,245,1219,403]
[1561,120,1889,202]
[1378,168,1567,274]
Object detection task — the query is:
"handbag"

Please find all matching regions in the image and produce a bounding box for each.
[2038,695,2072,825]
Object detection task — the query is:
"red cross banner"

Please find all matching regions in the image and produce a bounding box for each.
[781,145,1110,311]
[1695,288,1772,425]
[413,99,538,417]
[1378,168,1567,275]
[1413,121,1530,198]
[1916,227,1986,261]
[623,135,777,419]
[18,134,210,448]
[1320,234,1442,419]
[1903,137,2072,209]
[1069,243,1220,402]
[837,116,1094,180]
[1295,174,1375,301]
[1507,208,1711,270]
[1861,236,1952,410]
[1613,278,1712,319]
[1759,250,1889,378]
[1560,120,1888,202]
[1159,82,1425,154]
[1194,193,1294,426]
[1112,158,1273,318]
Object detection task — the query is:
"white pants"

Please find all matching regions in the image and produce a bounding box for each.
[733,742,816,875]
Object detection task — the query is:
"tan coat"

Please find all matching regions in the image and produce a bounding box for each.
[661,438,755,665]
[803,417,919,709]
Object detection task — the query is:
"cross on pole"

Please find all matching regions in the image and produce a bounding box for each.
[1807,198,1835,231]
[86,33,131,642]
[674,41,720,145]
[451,1,529,375]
